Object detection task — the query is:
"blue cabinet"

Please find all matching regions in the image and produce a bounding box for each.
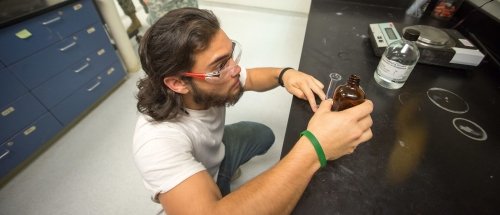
[0,0,100,65]
[0,0,127,180]
[0,113,63,178]
[0,68,28,108]
[0,94,47,143]
[9,24,112,89]
[32,41,119,109]
[52,61,126,125]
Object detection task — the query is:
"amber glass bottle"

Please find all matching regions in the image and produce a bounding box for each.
[332,75,366,111]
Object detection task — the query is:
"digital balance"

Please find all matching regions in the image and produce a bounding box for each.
[368,22,485,70]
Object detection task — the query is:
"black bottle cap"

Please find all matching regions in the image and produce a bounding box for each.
[403,29,420,41]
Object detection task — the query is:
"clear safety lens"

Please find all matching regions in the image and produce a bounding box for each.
[204,40,242,83]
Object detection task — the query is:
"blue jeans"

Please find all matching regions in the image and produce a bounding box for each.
[216,121,275,196]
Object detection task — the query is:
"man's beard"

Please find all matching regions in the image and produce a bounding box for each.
[191,82,244,107]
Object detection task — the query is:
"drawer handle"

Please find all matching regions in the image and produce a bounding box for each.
[42,16,62,25]
[24,126,37,136]
[87,81,101,91]
[74,62,90,73]
[0,149,10,160]
[1,107,15,116]
[59,41,77,52]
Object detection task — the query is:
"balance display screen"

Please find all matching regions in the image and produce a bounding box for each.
[385,28,397,40]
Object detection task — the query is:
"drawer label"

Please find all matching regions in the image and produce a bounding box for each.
[97,49,106,56]
[73,3,82,11]
[1,107,15,116]
[87,27,96,34]
[24,126,37,136]
[15,29,32,39]
[107,67,115,75]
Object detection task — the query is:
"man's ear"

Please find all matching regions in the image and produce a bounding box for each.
[164,77,189,94]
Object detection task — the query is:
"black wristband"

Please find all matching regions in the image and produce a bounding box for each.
[278,67,293,87]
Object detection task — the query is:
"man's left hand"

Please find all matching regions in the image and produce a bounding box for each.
[282,69,325,112]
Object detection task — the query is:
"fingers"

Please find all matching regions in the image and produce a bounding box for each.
[347,128,373,155]
[300,77,325,112]
[312,78,325,90]
[288,81,319,112]
[311,78,326,100]
[294,77,327,112]
[343,100,373,120]
[358,114,373,130]
[317,99,333,113]
[285,71,335,112]
[357,127,373,144]
[350,110,373,146]
[289,88,318,112]
[304,92,319,112]
[289,88,305,100]
[341,105,373,156]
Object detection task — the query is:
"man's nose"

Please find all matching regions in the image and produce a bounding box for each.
[229,65,241,77]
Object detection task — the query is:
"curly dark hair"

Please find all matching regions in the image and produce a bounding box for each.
[136,8,220,122]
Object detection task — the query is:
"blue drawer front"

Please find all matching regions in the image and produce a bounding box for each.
[73,24,112,58]
[0,68,28,108]
[0,94,47,142]
[0,0,101,66]
[9,24,109,89]
[56,0,101,38]
[0,113,63,179]
[0,11,61,65]
[32,43,119,109]
[52,61,126,125]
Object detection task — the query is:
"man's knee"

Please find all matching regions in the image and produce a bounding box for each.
[245,122,275,154]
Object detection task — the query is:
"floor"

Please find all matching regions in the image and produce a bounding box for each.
[0,1,308,214]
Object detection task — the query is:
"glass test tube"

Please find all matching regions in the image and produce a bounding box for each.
[326,72,342,99]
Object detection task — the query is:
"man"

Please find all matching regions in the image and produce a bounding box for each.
[116,0,146,35]
[133,8,373,215]
[144,0,198,25]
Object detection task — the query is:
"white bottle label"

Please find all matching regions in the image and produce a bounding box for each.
[376,55,414,81]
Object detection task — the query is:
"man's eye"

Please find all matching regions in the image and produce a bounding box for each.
[216,59,229,71]
[217,63,225,70]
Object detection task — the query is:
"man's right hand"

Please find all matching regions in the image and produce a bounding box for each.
[306,99,374,160]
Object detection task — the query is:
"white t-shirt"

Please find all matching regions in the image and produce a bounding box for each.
[133,68,247,202]
[133,107,225,202]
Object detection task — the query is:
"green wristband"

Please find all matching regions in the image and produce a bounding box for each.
[300,130,327,168]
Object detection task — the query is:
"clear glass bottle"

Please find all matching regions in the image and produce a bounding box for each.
[374,29,420,89]
[406,0,431,18]
[332,74,366,111]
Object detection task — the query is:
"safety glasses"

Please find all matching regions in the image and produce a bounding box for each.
[182,40,242,84]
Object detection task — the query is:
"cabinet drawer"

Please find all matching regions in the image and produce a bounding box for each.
[9,23,110,89]
[52,0,101,39]
[0,113,63,179]
[0,11,62,65]
[0,94,47,142]
[32,43,119,109]
[0,0,101,65]
[51,61,126,125]
[0,68,27,108]
[74,24,113,58]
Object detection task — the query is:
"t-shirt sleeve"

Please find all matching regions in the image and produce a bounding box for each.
[239,67,247,87]
[133,128,205,202]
